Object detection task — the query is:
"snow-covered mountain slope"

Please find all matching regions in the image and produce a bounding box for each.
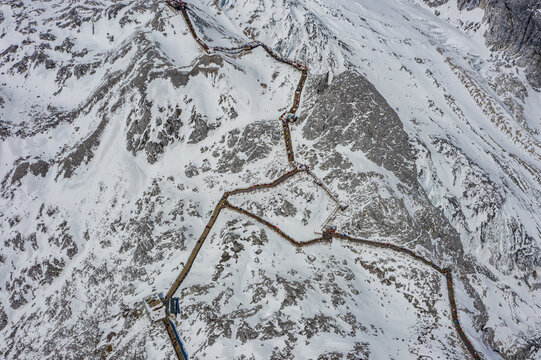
[175,212,463,359]
[0,0,540,359]
[227,171,338,242]
[207,0,541,269]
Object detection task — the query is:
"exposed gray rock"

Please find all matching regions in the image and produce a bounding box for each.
[0,45,18,65]
[39,32,56,41]
[216,121,282,173]
[236,321,258,343]
[0,306,6,332]
[481,0,541,89]
[54,38,74,53]
[274,199,297,217]
[58,116,108,179]
[423,0,449,7]
[42,258,66,285]
[188,113,210,144]
[2,159,50,191]
[302,70,416,187]
[4,232,37,252]
[184,163,199,178]
[10,162,29,184]
[5,277,29,309]
[29,160,49,177]
[424,0,541,88]
[456,0,480,11]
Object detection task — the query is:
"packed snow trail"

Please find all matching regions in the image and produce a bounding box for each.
[159,1,482,359]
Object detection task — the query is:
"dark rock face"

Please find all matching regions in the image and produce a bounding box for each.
[456,0,480,11]
[187,113,210,144]
[216,121,283,174]
[0,306,6,332]
[1,159,50,192]
[2,221,76,310]
[29,160,49,177]
[302,70,416,187]
[424,0,541,88]
[301,71,468,269]
[481,0,541,89]
[10,162,29,184]
[423,0,450,7]
[58,117,108,179]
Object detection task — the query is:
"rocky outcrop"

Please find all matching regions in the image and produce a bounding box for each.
[424,0,541,88]
[1,159,50,190]
[1,0,539,358]
[481,0,541,89]
[57,117,108,179]
[0,306,6,332]
[302,71,417,187]
[216,121,283,174]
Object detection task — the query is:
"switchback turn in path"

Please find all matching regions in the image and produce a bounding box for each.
[159,1,482,359]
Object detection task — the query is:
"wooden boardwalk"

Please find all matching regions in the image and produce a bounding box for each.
[159,1,482,359]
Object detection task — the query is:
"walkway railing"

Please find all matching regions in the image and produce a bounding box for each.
[161,1,482,359]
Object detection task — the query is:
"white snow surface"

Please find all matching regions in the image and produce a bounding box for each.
[227,171,338,242]
[0,0,540,359]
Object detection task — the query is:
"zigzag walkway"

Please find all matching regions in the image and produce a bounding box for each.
[170,0,304,165]
[333,234,480,359]
[159,1,482,359]
[224,202,331,246]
